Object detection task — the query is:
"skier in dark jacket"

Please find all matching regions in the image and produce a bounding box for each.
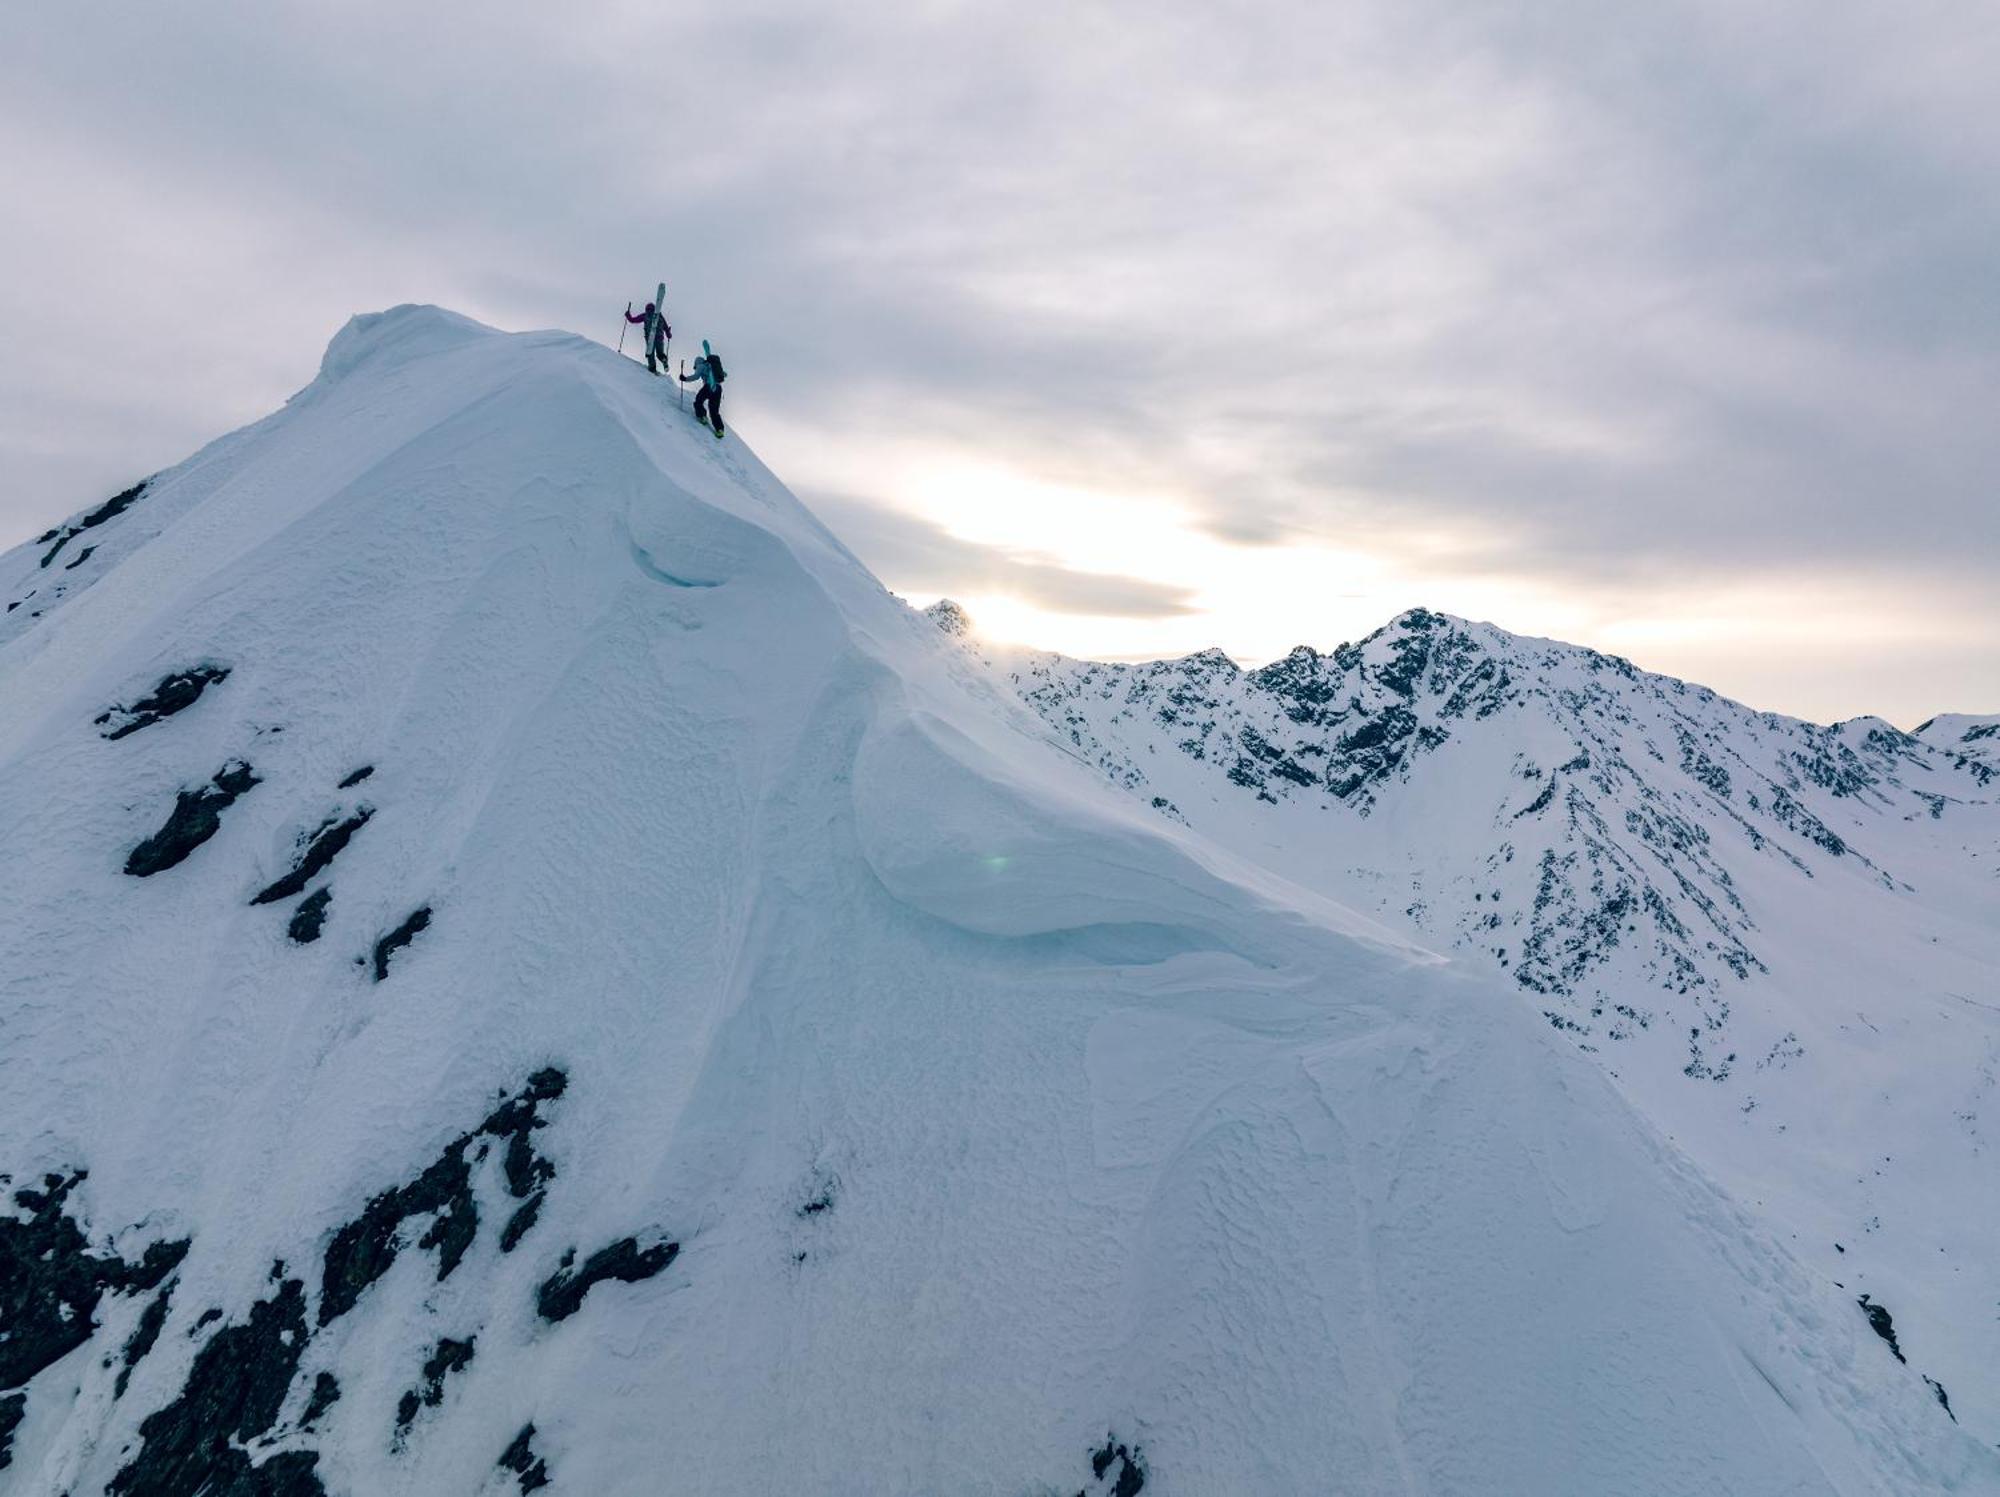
[624,300,672,375]
[680,341,726,437]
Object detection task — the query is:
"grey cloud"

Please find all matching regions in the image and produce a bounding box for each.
[1,0,1995,717]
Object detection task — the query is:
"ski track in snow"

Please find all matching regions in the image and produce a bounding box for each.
[0,307,1993,1495]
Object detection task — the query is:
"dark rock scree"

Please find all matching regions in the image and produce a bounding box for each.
[115,1279,177,1398]
[288,887,333,944]
[41,479,149,568]
[1074,1432,1147,1497]
[0,1171,187,1392]
[371,905,432,980]
[321,1067,566,1324]
[1857,1294,1905,1363]
[108,1275,325,1497]
[101,1069,567,1495]
[536,1236,679,1323]
[300,1372,341,1430]
[498,1422,552,1491]
[0,1392,24,1473]
[253,808,372,905]
[124,761,261,876]
[394,1335,476,1437]
[97,665,230,740]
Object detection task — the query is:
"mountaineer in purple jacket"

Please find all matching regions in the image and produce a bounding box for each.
[624,299,672,375]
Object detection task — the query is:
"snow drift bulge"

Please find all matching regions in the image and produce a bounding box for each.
[0,307,1990,1495]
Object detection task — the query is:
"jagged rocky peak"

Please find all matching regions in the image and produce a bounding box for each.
[921,597,973,636]
[992,596,1998,1088]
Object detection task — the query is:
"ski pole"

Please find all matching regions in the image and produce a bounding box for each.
[678,359,686,409]
[618,303,630,355]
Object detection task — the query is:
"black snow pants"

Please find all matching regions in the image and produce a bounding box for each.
[645,331,668,375]
[694,382,723,434]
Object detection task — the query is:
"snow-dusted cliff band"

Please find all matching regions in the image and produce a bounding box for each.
[0,308,1993,1495]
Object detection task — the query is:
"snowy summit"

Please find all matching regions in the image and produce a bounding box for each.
[0,307,1994,1495]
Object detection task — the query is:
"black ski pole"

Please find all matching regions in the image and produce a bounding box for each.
[618,303,630,355]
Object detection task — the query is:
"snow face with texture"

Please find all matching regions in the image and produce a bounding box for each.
[0,307,1993,1495]
[936,597,2000,1452]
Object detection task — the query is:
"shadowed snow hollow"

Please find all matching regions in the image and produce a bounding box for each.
[0,308,1990,1495]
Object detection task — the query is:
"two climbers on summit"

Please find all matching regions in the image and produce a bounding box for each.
[622,290,727,440]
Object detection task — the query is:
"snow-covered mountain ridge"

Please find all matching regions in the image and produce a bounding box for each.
[1,307,1994,1494]
[934,600,2000,1449]
[968,606,1995,1062]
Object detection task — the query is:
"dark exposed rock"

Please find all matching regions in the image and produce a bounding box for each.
[371,905,432,981]
[287,888,333,944]
[0,1170,188,1391]
[1924,1375,1956,1422]
[191,1307,222,1334]
[97,665,230,740]
[41,480,149,568]
[115,1279,177,1398]
[319,1154,471,1326]
[252,810,372,905]
[394,1337,476,1436]
[300,1372,340,1430]
[124,761,261,876]
[499,1195,545,1254]
[65,544,97,570]
[0,1392,23,1473]
[498,1422,551,1491]
[1074,1433,1147,1497]
[1857,1295,1905,1363]
[319,1069,565,1326]
[536,1236,678,1323]
[336,765,374,789]
[108,1276,325,1497]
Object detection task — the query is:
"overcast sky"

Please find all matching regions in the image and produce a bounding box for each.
[5,1,1996,725]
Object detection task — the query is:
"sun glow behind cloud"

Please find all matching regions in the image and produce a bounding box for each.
[776,420,1995,725]
[2,0,1995,727]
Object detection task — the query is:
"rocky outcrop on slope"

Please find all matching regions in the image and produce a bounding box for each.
[959,606,1996,1076]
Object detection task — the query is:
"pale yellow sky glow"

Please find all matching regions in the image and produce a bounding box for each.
[3,2,1994,732]
[768,424,1994,729]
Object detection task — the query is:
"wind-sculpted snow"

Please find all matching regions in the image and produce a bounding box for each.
[996,608,1991,1057]
[0,307,1992,1492]
[945,601,2000,1449]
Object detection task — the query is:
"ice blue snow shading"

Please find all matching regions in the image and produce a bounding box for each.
[0,308,1993,1494]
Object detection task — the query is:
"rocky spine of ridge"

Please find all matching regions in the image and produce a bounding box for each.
[936,604,1995,1076]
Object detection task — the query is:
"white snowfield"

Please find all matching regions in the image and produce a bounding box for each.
[0,307,1992,1495]
[951,595,2000,1463]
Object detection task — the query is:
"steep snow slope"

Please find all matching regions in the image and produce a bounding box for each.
[2,309,1993,1495]
[1917,713,2000,777]
[945,603,2000,1448]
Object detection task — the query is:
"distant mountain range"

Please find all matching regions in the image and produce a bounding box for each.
[936,598,2000,1447]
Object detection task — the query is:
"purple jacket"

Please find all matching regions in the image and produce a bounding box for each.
[625,304,670,344]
